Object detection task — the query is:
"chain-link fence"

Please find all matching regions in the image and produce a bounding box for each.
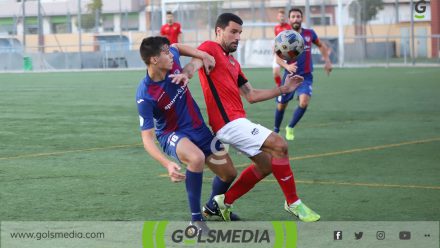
[0,0,438,71]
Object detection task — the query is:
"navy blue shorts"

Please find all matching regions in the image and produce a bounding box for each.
[276,73,313,104]
[157,125,223,163]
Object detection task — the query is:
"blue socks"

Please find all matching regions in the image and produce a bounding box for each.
[289,106,307,128]
[185,170,203,221]
[206,176,232,210]
[274,108,286,133]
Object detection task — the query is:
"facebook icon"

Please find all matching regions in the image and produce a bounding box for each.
[334,231,343,240]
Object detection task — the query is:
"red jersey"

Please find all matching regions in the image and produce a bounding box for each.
[274,22,291,36]
[197,41,248,133]
[160,22,181,44]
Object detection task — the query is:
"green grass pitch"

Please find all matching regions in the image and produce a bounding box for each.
[0,67,439,221]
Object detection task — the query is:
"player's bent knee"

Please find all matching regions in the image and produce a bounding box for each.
[272,137,288,157]
[182,152,205,172]
[299,101,309,109]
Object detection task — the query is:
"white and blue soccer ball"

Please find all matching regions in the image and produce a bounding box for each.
[274,30,304,61]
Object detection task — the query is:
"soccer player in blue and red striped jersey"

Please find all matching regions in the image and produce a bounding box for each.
[274,8,332,140]
[136,37,239,231]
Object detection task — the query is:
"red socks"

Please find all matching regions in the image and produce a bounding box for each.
[224,165,264,205]
[224,159,299,206]
[271,157,299,205]
[274,76,282,87]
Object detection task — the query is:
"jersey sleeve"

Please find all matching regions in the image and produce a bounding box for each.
[160,25,165,36]
[137,99,155,130]
[237,64,248,87]
[197,41,214,56]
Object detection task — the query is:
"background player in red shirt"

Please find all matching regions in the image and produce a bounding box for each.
[272,9,291,87]
[274,8,332,140]
[183,13,320,222]
[160,11,182,44]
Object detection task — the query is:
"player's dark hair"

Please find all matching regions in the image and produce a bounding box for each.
[289,8,303,17]
[166,11,173,15]
[139,36,170,65]
[215,13,243,33]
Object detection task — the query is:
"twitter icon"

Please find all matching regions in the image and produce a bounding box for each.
[355,232,363,240]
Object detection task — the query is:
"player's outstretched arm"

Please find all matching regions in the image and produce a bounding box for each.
[169,58,203,85]
[141,129,186,182]
[239,74,303,104]
[276,55,297,73]
[172,43,215,73]
[314,39,332,75]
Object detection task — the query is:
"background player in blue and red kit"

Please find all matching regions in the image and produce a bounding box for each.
[135,37,238,230]
[272,8,291,87]
[274,8,332,140]
[184,13,320,222]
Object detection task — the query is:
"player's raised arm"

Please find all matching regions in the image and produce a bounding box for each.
[172,43,215,74]
[239,74,304,104]
[314,39,332,75]
[276,55,297,74]
[141,129,186,183]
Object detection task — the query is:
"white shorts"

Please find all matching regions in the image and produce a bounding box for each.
[216,118,273,157]
[272,56,280,69]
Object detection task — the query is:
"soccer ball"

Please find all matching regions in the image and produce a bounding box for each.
[274,30,304,61]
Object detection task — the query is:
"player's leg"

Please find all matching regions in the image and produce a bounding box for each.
[222,151,272,206]
[204,152,241,221]
[274,89,295,133]
[174,137,206,222]
[274,71,295,133]
[288,93,310,128]
[260,132,320,222]
[272,57,282,87]
[212,152,272,221]
[286,74,313,140]
[184,125,240,220]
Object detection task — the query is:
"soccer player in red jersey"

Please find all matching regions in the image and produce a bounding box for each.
[182,13,320,222]
[273,9,292,87]
[136,37,240,233]
[160,11,182,44]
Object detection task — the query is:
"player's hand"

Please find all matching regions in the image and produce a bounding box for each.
[202,53,215,75]
[324,61,332,76]
[285,62,298,73]
[169,73,189,86]
[166,162,186,183]
[281,74,303,94]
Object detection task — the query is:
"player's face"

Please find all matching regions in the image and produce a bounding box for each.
[217,21,242,53]
[277,12,285,23]
[156,44,174,70]
[166,14,174,24]
[289,11,302,30]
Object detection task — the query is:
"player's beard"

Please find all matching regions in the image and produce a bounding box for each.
[226,41,238,53]
[292,22,301,31]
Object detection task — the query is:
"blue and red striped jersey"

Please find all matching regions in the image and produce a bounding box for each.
[288,28,318,75]
[136,46,204,137]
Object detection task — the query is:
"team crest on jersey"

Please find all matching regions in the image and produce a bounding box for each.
[304,36,311,42]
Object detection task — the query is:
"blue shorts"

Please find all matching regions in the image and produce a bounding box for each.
[276,73,313,104]
[157,124,223,163]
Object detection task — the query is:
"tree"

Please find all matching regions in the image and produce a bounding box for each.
[348,0,384,59]
[78,0,103,31]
